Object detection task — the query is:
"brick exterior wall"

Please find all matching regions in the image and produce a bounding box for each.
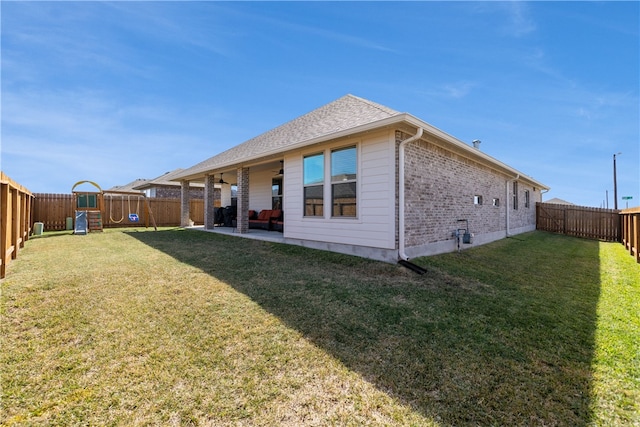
[180,181,191,227]
[400,132,540,253]
[204,174,217,230]
[236,167,249,234]
[153,185,204,199]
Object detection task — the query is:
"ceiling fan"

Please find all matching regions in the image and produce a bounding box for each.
[218,173,229,185]
[273,161,284,177]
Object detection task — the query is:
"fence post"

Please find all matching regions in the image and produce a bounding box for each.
[632,212,640,262]
[0,172,34,278]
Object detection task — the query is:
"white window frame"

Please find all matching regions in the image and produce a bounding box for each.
[303,152,325,217]
[301,142,360,220]
[330,145,358,218]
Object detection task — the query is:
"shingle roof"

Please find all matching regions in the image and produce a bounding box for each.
[176,94,401,179]
[544,197,575,205]
[133,169,204,189]
[106,179,147,193]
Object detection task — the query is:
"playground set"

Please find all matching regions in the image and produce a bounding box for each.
[71,180,157,235]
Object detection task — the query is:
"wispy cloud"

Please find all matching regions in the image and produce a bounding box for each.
[414,81,477,101]
[105,2,235,57]
[571,89,638,122]
[297,24,396,53]
[2,4,157,84]
[231,5,396,53]
[519,47,566,80]
[441,81,477,99]
[501,1,537,37]
[470,1,537,38]
[1,88,222,192]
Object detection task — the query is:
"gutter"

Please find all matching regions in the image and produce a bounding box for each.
[506,174,519,237]
[399,127,424,260]
[541,188,550,200]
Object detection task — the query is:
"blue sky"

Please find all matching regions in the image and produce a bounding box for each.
[2,1,638,208]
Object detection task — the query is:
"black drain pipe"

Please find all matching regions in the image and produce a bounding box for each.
[398,259,428,275]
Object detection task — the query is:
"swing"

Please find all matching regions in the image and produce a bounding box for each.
[128,195,140,223]
[108,194,125,224]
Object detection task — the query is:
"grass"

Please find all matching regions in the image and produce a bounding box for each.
[1,228,638,426]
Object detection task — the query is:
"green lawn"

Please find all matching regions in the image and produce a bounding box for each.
[1,229,638,426]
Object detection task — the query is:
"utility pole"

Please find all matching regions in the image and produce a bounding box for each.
[613,152,621,210]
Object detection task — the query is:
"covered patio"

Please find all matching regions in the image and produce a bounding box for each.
[177,159,284,235]
[188,224,286,244]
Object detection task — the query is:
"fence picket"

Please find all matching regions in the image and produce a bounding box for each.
[536,202,620,242]
[620,207,640,263]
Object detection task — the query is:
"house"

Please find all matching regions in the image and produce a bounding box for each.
[109,169,206,199]
[106,179,146,194]
[544,197,575,205]
[174,95,549,262]
[132,169,206,199]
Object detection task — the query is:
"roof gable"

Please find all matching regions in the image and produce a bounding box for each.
[179,94,400,177]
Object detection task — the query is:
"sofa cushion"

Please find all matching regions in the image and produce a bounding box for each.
[257,210,272,220]
[270,209,282,219]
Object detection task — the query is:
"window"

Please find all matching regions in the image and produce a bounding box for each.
[331,146,357,217]
[492,198,500,207]
[230,185,238,207]
[512,182,519,210]
[303,153,324,216]
[524,190,530,208]
[474,195,483,205]
[77,194,98,209]
[272,178,282,210]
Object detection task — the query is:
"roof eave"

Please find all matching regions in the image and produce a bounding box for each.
[173,113,549,191]
[171,114,413,182]
[402,115,550,191]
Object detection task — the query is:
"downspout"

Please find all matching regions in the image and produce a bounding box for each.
[506,174,519,237]
[399,127,424,260]
[541,188,550,199]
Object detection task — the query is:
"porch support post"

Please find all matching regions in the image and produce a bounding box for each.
[237,167,249,234]
[180,180,191,227]
[204,174,216,230]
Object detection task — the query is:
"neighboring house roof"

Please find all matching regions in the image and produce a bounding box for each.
[174,94,549,190]
[544,198,575,205]
[132,169,204,190]
[106,179,147,193]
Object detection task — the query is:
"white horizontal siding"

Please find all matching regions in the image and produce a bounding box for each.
[249,165,274,211]
[283,131,396,250]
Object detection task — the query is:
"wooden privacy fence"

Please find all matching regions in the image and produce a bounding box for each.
[620,207,640,263]
[33,193,76,230]
[1,172,34,279]
[536,202,620,242]
[33,193,204,231]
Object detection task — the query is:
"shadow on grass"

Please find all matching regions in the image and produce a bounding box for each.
[29,230,75,240]
[126,229,600,425]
